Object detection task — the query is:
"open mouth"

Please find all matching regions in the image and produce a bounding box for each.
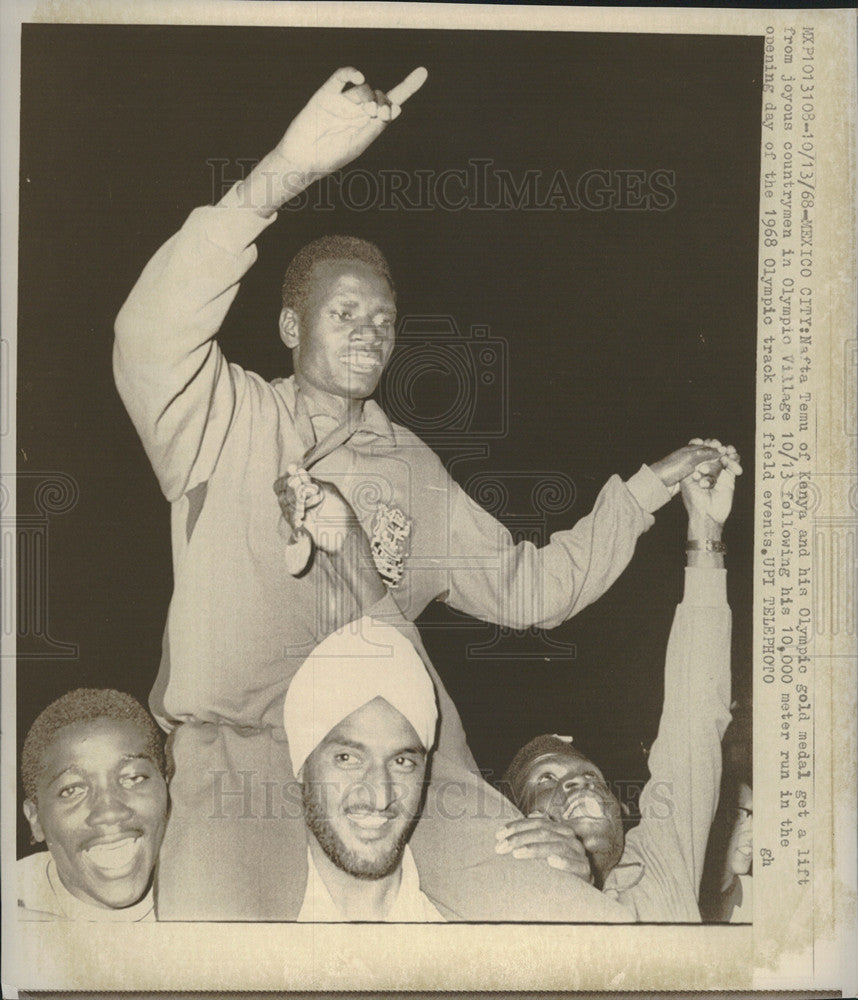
[347,811,392,830]
[562,791,606,821]
[345,811,397,841]
[83,835,142,873]
[343,352,382,373]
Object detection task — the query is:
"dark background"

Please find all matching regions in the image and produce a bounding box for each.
[16,24,760,856]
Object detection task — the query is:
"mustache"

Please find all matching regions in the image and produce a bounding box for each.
[344,806,398,819]
[343,806,399,819]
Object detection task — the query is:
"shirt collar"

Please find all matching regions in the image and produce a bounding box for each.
[46,856,155,921]
[285,377,396,449]
[358,398,397,443]
[299,845,436,922]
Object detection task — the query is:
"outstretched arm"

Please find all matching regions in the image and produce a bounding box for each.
[443,440,728,630]
[221,66,428,217]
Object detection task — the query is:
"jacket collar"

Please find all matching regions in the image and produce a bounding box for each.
[283,376,396,451]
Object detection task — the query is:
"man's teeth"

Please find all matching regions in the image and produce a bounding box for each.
[563,792,605,820]
[345,353,380,370]
[84,836,140,870]
[348,813,389,829]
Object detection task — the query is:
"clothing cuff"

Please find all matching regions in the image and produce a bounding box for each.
[682,566,727,606]
[193,201,278,255]
[625,464,673,514]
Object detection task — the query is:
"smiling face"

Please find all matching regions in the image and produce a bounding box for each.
[281,260,396,404]
[23,717,168,910]
[300,696,427,880]
[515,749,625,885]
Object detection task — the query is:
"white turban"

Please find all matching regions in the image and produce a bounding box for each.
[283,616,438,777]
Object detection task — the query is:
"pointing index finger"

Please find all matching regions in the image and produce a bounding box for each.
[386,66,428,106]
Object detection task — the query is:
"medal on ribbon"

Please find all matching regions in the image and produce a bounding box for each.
[370,503,412,588]
[276,465,324,576]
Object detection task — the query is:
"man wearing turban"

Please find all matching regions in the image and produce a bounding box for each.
[284,617,444,921]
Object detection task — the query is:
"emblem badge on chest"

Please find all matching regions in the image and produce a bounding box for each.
[370,503,412,588]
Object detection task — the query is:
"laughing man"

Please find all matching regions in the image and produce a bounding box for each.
[19,688,168,921]
[498,449,741,921]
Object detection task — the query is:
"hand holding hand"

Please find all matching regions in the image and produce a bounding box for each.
[649,441,724,495]
[495,814,593,882]
[681,439,742,527]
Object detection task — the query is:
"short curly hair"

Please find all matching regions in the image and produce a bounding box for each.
[22,688,166,802]
[501,734,590,811]
[281,235,395,317]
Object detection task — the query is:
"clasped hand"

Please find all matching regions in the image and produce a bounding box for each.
[495,813,594,883]
[274,466,360,555]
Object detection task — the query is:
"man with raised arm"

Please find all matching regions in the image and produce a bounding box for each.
[114,65,723,920]
[497,450,740,920]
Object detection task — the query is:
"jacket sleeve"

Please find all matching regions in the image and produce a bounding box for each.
[623,567,733,909]
[113,202,277,502]
[443,464,672,628]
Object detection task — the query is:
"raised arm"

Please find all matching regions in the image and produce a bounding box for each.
[113,67,427,501]
[223,66,428,217]
[443,441,727,629]
[626,443,741,909]
[493,444,741,915]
